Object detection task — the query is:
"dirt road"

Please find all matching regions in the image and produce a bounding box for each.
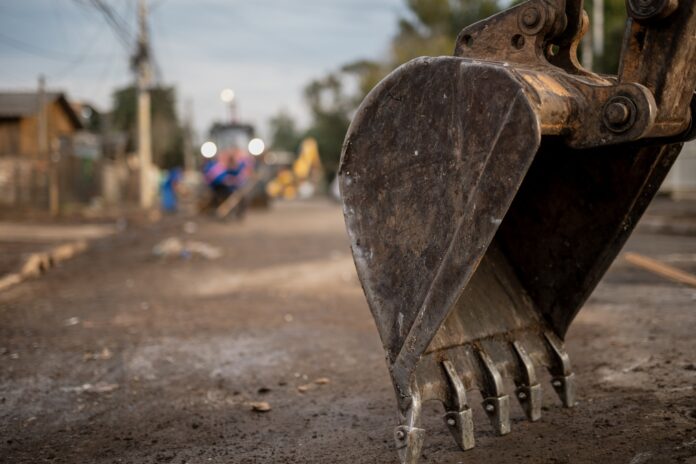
[1,200,695,463]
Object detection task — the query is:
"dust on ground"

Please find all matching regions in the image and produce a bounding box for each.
[1,200,695,463]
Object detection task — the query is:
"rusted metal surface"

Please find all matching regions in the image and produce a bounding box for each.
[339,1,696,463]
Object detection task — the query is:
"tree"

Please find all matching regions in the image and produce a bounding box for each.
[303,75,352,179]
[584,0,628,74]
[111,85,185,169]
[268,111,302,153]
[302,0,630,180]
[344,0,505,102]
[345,0,630,101]
[301,1,505,179]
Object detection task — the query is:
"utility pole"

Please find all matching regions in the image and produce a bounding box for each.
[183,98,196,172]
[581,33,593,71]
[136,0,153,209]
[592,0,605,62]
[38,75,59,216]
[37,76,47,157]
[582,0,605,71]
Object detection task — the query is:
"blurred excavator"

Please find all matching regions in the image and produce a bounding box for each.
[266,138,323,200]
[339,1,696,463]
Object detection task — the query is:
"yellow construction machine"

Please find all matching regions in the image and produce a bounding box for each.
[266,138,323,200]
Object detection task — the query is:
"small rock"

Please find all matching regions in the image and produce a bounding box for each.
[250,401,271,412]
[314,377,330,385]
[86,382,119,393]
[84,347,113,361]
[63,382,119,394]
[297,384,313,393]
[63,317,80,327]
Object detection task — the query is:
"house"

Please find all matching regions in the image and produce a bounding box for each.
[0,91,82,158]
[0,91,85,209]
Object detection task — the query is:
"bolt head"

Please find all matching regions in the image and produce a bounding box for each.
[518,391,528,400]
[485,403,495,412]
[605,102,631,126]
[603,96,637,133]
[447,418,456,426]
[627,0,677,22]
[395,430,406,440]
[552,379,563,388]
[522,7,541,28]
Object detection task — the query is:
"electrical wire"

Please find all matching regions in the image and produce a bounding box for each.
[88,0,135,51]
[0,31,82,61]
[48,23,111,80]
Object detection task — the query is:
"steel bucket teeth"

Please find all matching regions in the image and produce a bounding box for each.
[476,349,511,435]
[442,360,475,450]
[391,337,576,462]
[516,383,543,422]
[513,340,542,421]
[545,332,577,408]
[394,426,425,464]
[443,409,475,451]
[388,336,578,464]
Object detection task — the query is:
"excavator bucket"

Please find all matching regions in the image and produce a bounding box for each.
[339,1,696,463]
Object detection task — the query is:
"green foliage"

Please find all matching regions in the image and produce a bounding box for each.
[300,0,631,179]
[350,0,505,101]
[269,110,302,153]
[111,85,185,169]
[585,0,627,74]
[300,1,506,178]
[302,74,352,178]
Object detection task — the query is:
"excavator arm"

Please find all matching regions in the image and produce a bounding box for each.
[339,1,696,463]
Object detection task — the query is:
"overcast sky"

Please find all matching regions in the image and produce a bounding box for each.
[0,0,407,140]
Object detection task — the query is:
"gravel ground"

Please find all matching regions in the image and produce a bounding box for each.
[1,199,695,463]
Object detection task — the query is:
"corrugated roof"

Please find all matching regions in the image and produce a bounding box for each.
[0,92,82,129]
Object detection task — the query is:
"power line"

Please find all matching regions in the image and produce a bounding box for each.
[0,31,82,61]
[48,22,110,80]
[88,0,135,51]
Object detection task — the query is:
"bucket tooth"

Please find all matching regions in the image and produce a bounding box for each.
[482,395,511,436]
[395,393,425,464]
[394,426,425,464]
[441,360,475,451]
[551,372,576,408]
[512,341,542,422]
[544,332,577,408]
[476,349,511,435]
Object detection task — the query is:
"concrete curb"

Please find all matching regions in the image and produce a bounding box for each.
[0,240,88,292]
